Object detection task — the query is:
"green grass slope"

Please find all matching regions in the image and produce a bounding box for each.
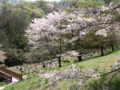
[78,50,120,73]
[4,50,120,90]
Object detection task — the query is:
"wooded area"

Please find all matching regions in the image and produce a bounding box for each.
[0,0,120,90]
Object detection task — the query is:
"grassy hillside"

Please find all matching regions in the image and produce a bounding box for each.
[4,50,120,90]
[37,50,120,74]
[78,50,120,73]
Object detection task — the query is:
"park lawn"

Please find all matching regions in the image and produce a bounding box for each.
[77,50,120,73]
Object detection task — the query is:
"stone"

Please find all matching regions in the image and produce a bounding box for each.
[112,59,120,70]
[56,64,82,79]
[68,84,81,90]
[83,69,100,78]
[23,75,27,80]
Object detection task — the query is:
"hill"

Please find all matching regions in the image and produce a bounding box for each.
[4,50,120,90]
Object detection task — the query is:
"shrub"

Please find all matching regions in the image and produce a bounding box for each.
[82,72,120,90]
[5,49,24,66]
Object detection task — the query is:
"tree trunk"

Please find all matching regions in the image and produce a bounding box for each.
[58,56,62,67]
[100,46,104,56]
[42,63,46,68]
[58,37,62,67]
[78,55,82,62]
[111,44,114,52]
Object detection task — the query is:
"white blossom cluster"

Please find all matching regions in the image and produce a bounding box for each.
[26,10,97,49]
[25,5,120,62]
[26,5,120,51]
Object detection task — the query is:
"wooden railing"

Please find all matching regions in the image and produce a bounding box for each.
[0,66,23,81]
[0,71,12,82]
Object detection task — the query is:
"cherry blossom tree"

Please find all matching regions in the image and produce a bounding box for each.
[26,6,120,66]
[26,10,90,66]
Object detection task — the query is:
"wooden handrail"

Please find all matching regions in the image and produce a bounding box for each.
[0,66,23,80]
[0,71,12,82]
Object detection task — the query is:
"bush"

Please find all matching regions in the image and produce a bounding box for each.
[82,72,120,90]
[114,13,120,22]
[72,0,104,8]
[5,49,24,66]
